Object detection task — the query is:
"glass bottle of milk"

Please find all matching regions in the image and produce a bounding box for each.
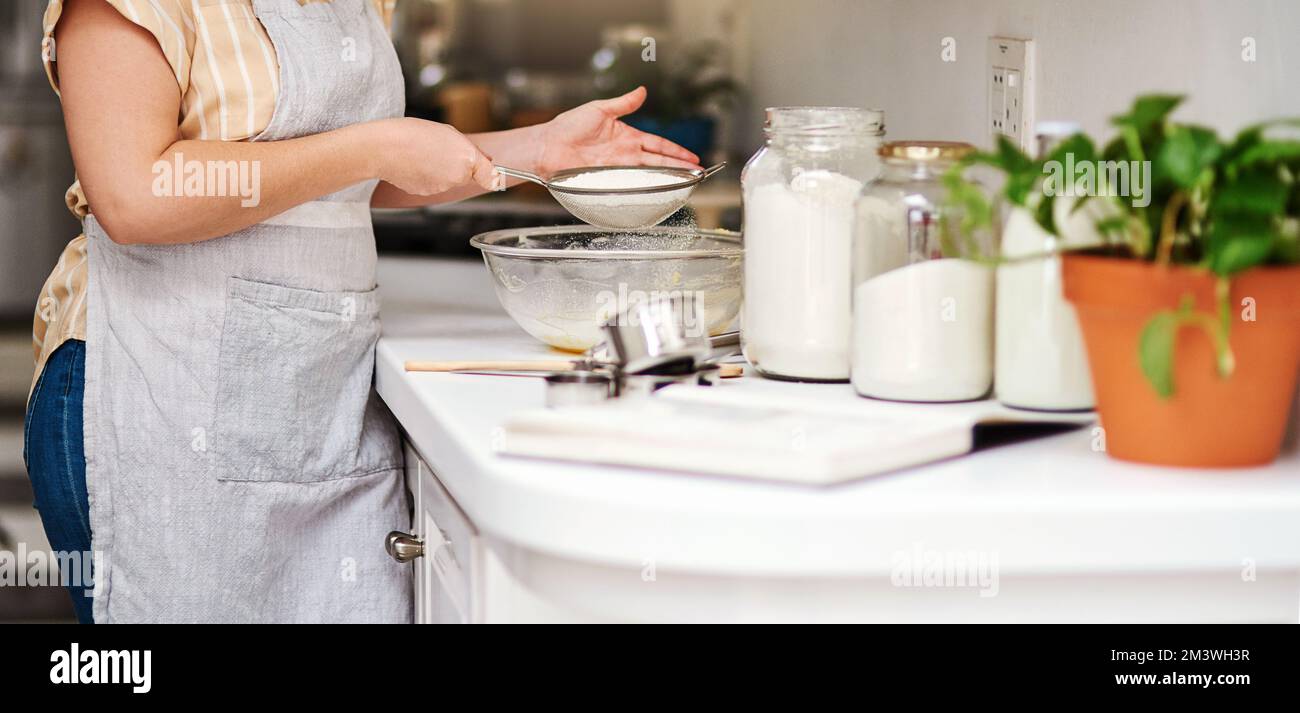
[995,122,1098,411]
[851,141,997,402]
[741,107,885,382]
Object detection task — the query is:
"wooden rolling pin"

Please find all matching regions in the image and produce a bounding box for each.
[404,359,745,378]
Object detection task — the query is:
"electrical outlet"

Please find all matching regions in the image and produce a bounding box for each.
[990,66,1006,135]
[988,37,1034,151]
[1006,69,1023,138]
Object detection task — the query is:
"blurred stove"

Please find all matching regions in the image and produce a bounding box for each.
[373,194,582,257]
[373,176,741,258]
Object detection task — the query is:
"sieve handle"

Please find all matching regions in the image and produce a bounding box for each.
[494,165,549,188]
[701,162,727,179]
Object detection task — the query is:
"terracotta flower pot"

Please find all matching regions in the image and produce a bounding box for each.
[1062,255,1300,467]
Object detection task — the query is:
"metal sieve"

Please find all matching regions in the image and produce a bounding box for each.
[495,163,726,230]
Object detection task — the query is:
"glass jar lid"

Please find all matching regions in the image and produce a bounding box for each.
[878,140,974,161]
[763,107,885,137]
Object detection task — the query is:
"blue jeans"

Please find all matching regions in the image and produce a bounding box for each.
[23,339,94,623]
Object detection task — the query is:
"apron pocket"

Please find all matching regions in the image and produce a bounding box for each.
[212,276,384,483]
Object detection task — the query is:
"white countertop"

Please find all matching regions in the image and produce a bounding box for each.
[375,256,1300,578]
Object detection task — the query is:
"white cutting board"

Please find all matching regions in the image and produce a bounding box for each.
[500,380,1095,485]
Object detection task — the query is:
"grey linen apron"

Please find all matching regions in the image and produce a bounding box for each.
[82,0,410,622]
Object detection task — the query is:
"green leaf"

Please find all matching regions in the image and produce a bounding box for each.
[995,134,1036,174]
[1033,190,1056,235]
[1155,125,1221,188]
[1041,133,1095,194]
[1140,295,1237,397]
[1231,139,1300,171]
[1214,169,1289,215]
[1231,118,1300,142]
[941,165,996,259]
[1005,172,1040,208]
[1206,209,1275,275]
[1273,227,1299,262]
[1094,215,1130,235]
[1139,311,1180,399]
[1101,136,1129,162]
[952,140,1043,208]
[1044,133,1096,167]
[1110,95,1184,171]
[1222,119,1300,175]
[1220,125,1263,170]
[1111,94,1184,135]
[1208,232,1274,275]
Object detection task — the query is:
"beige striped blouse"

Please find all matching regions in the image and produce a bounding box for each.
[32,0,396,395]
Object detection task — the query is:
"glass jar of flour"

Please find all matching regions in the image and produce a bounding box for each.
[741,107,885,382]
[996,123,1097,411]
[851,141,997,402]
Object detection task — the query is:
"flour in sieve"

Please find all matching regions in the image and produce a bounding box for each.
[551,168,685,189]
[551,168,695,228]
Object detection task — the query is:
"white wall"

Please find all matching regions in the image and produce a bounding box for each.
[738,0,1300,152]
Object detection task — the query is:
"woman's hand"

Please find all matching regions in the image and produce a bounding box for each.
[370,87,702,209]
[534,86,701,177]
[373,118,500,196]
[56,0,506,243]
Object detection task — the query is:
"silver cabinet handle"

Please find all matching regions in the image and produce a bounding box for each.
[385,531,425,563]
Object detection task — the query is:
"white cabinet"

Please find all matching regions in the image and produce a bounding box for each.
[394,446,1300,624]
[402,443,480,624]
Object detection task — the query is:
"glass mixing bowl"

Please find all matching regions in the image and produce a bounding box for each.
[470,225,743,353]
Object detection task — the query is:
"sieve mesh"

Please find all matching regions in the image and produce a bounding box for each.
[541,165,718,230]
[550,187,695,230]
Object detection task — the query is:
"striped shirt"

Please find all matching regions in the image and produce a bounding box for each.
[32,0,396,395]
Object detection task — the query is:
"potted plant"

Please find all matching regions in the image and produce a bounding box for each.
[592,37,739,159]
[946,95,1300,467]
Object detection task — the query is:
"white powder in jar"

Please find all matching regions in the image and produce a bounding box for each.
[743,170,863,381]
[995,207,1094,410]
[851,258,994,401]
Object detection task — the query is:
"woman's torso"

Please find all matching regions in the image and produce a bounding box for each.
[72,0,410,623]
[31,0,396,393]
